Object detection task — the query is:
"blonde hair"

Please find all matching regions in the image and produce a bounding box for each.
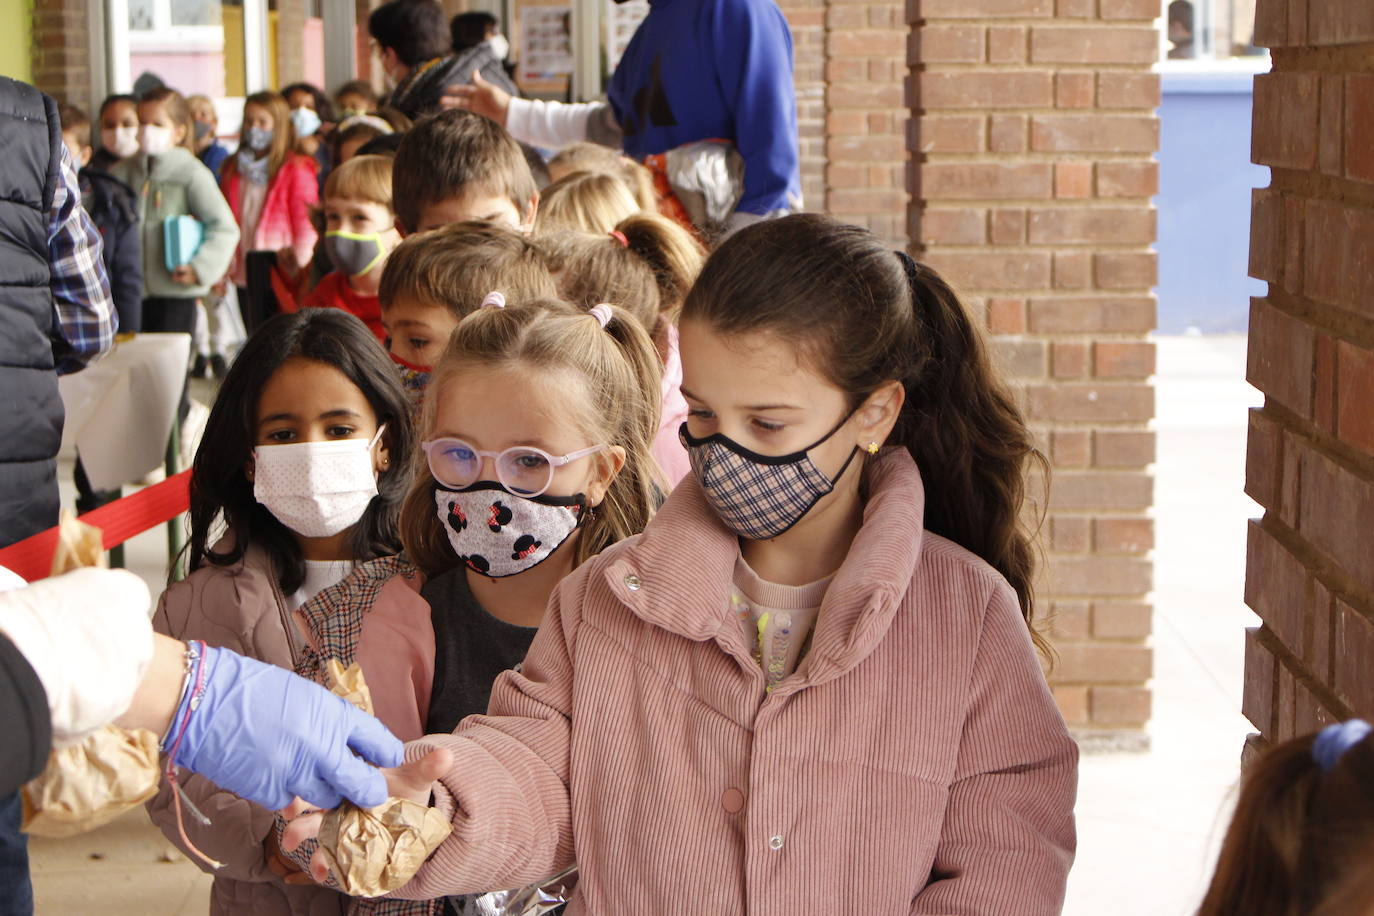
[399,299,663,576]
[536,171,641,235]
[548,142,657,211]
[324,154,394,209]
[541,211,705,341]
[378,221,557,318]
[227,91,303,182]
[186,94,216,124]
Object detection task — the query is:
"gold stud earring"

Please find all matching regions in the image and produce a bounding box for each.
[866,442,880,455]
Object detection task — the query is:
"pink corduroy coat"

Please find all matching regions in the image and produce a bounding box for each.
[391,449,1078,914]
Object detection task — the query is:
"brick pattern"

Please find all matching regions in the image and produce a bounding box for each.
[911,0,1160,741]
[1243,0,1374,752]
[32,0,94,109]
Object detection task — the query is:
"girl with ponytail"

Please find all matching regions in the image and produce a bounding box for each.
[1196,720,1374,916]
[285,215,1077,915]
[541,210,706,486]
[274,297,661,915]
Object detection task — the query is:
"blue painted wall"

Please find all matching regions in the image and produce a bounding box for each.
[1156,71,1270,333]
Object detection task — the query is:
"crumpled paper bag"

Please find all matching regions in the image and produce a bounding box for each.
[325,658,374,717]
[21,725,160,837]
[315,660,452,897]
[317,797,452,897]
[49,512,106,577]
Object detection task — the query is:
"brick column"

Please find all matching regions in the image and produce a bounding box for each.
[278,0,308,88]
[911,0,1160,746]
[31,0,94,107]
[1242,1,1374,755]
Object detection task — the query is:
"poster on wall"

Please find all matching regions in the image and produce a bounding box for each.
[604,0,648,75]
[519,5,575,83]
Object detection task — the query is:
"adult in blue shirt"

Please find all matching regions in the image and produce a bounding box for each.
[446,0,801,238]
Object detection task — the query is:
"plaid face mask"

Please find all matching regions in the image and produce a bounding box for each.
[680,419,859,540]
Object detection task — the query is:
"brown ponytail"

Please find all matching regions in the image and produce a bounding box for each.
[398,299,662,576]
[680,213,1049,654]
[1196,729,1374,916]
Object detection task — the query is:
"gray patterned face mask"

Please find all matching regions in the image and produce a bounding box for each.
[679,418,858,541]
[434,482,586,578]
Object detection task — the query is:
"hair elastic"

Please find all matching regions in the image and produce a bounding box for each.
[588,303,614,328]
[609,230,629,248]
[481,291,506,309]
[1313,719,1372,772]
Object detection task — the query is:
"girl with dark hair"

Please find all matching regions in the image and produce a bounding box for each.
[146,308,412,916]
[285,213,1078,912]
[1196,720,1374,916]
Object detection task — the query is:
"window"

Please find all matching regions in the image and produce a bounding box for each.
[1163,0,1265,62]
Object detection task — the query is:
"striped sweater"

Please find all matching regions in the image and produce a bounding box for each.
[391,448,1078,913]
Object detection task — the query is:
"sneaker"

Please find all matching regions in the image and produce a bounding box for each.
[191,354,210,379]
[209,354,229,379]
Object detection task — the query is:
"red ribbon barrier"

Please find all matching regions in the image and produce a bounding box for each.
[0,469,192,583]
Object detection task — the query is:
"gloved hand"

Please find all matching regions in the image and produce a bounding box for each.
[169,645,403,811]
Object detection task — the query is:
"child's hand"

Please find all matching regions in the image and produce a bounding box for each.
[170,264,199,285]
[280,746,453,884]
[442,71,511,126]
[276,246,300,278]
[264,829,314,886]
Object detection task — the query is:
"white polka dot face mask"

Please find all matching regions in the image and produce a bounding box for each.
[252,426,385,539]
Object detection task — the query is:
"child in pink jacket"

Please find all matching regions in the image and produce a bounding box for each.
[221,90,319,311]
[289,214,1078,913]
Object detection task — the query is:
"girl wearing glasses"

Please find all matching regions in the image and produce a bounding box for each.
[277,296,662,915]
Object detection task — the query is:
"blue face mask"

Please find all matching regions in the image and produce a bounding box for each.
[245,126,273,152]
[290,106,322,139]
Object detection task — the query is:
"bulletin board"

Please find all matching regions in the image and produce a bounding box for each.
[516,1,574,97]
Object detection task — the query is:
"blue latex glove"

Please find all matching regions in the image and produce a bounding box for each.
[169,645,403,811]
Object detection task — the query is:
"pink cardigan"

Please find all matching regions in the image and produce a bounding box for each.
[393,449,1078,913]
[222,154,319,268]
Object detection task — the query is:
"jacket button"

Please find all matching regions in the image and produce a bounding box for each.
[768,835,784,851]
[721,788,745,814]
[624,574,642,591]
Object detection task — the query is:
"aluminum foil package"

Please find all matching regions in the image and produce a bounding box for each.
[664,141,744,233]
[467,864,577,916]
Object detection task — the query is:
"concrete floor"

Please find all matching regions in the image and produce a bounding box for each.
[28,338,1260,915]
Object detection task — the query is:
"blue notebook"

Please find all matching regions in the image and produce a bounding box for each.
[163,215,204,271]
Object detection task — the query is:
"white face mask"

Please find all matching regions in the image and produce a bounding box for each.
[102,126,140,159]
[487,34,510,61]
[253,426,385,539]
[138,124,175,156]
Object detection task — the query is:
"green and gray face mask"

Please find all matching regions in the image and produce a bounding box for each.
[325,230,389,277]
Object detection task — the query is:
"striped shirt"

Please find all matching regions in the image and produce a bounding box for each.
[49,144,116,374]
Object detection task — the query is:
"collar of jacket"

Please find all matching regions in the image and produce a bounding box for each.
[600,448,927,688]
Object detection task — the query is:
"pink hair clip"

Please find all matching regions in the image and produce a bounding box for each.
[481,291,506,309]
[609,230,629,248]
[588,303,614,328]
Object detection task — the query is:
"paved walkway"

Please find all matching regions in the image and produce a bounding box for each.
[29,338,1260,914]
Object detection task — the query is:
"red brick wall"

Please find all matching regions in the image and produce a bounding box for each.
[31,0,94,109]
[1242,0,1374,753]
[911,0,1160,744]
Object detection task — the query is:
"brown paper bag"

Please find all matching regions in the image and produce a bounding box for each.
[21,725,161,838]
[326,659,374,717]
[49,512,106,577]
[315,661,452,896]
[317,798,453,897]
